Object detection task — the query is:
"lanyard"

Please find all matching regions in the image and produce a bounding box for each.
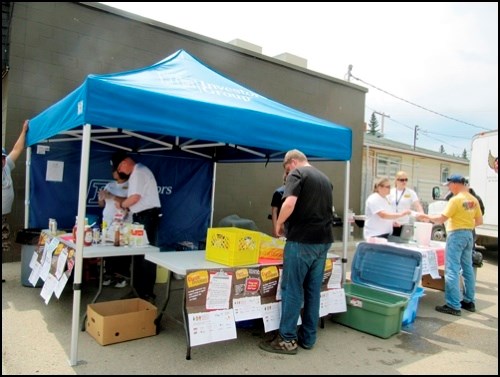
[395,189,405,210]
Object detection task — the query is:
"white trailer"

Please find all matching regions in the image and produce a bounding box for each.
[469,130,498,250]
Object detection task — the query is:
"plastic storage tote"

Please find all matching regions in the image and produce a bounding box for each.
[402,286,425,326]
[332,242,423,338]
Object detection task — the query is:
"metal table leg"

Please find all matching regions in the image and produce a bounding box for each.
[152,270,191,358]
[128,256,139,297]
[81,256,137,331]
[183,287,191,360]
[81,257,104,331]
[154,269,172,334]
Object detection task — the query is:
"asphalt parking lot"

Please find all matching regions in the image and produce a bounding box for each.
[2,241,498,375]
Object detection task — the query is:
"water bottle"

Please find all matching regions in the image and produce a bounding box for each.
[48,218,58,235]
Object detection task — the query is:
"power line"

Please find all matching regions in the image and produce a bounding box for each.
[417,128,467,154]
[385,113,470,140]
[388,116,469,152]
[351,72,491,131]
[365,106,471,152]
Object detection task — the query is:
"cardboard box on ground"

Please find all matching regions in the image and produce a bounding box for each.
[421,266,477,291]
[86,298,157,345]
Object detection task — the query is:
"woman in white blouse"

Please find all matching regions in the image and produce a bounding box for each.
[389,171,424,236]
[364,177,412,239]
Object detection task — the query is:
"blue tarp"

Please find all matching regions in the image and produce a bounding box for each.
[27,49,352,161]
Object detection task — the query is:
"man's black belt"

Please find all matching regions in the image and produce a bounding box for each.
[134,207,161,217]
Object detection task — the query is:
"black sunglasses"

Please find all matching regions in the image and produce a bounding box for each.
[397,178,408,182]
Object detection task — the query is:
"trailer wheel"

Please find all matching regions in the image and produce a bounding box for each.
[431,224,447,241]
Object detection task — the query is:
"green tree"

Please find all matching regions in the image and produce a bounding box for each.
[367,112,380,135]
[462,148,468,160]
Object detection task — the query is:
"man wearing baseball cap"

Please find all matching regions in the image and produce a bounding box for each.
[3,120,29,282]
[418,174,483,316]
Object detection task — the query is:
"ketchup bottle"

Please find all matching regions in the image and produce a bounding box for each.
[84,225,93,247]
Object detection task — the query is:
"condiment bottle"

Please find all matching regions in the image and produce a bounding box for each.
[84,225,93,246]
[101,221,108,244]
[114,223,121,247]
[49,218,58,235]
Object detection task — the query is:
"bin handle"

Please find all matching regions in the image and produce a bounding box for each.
[412,265,422,282]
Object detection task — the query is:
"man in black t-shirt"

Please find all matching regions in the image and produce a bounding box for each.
[259,149,334,355]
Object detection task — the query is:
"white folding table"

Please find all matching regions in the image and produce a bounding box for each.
[44,232,160,329]
[144,249,339,360]
[145,250,278,359]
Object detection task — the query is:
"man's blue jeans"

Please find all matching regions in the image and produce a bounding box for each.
[444,230,475,310]
[279,241,331,347]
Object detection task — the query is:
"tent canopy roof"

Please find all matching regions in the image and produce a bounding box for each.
[27,49,352,162]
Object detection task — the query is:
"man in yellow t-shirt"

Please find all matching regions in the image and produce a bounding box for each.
[418,174,483,316]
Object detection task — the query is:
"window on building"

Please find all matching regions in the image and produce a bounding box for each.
[441,165,450,183]
[376,154,401,178]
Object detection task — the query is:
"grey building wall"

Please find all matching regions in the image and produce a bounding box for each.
[2,2,366,261]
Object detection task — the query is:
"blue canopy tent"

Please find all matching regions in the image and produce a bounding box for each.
[26,49,352,366]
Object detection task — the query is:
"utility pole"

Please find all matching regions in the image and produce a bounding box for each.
[413,125,419,150]
[373,111,390,136]
[345,64,353,82]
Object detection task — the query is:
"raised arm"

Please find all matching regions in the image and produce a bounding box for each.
[8,120,29,162]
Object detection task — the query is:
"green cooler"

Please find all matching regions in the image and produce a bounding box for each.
[333,242,423,338]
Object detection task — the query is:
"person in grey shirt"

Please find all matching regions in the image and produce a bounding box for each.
[3,120,29,282]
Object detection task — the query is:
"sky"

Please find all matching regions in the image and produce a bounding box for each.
[101,2,498,157]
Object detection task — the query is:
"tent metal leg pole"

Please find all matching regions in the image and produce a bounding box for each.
[342,161,351,283]
[209,162,217,227]
[69,124,92,367]
[24,147,31,228]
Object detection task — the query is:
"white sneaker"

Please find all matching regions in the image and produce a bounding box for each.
[114,280,128,288]
[102,279,112,286]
